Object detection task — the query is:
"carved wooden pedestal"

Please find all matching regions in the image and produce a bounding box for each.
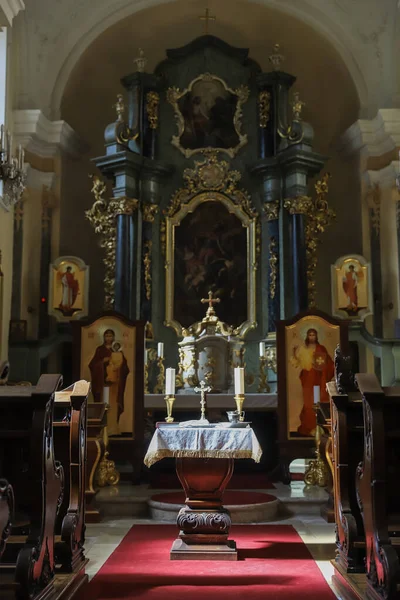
[170,457,237,560]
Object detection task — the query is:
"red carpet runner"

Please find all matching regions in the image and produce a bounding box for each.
[81,525,336,600]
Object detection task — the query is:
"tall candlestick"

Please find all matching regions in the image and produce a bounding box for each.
[234,367,245,395]
[259,341,265,357]
[313,385,320,404]
[165,368,175,395]
[103,386,110,405]
[157,342,164,358]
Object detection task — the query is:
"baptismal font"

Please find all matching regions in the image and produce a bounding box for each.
[177,291,245,394]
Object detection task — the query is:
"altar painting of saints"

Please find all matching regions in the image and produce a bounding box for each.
[178,79,239,151]
[286,317,339,437]
[174,201,247,328]
[58,266,79,314]
[334,258,368,318]
[80,318,136,435]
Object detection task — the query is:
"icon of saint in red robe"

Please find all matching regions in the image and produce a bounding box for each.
[58,266,79,315]
[89,329,130,436]
[291,328,334,436]
[342,265,358,310]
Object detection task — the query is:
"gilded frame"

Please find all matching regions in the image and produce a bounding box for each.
[167,73,249,159]
[165,191,257,339]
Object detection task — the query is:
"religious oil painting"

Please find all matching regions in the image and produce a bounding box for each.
[285,315,339,438]
[80,315,137,436]
[167,73,249,158]
[174,200,247,330]
[331,254,372,321]
[49,255,89,322]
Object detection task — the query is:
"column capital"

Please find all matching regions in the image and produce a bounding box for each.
[0,0,24,26]
[13,110,89,159]
[25,166,56,191]
[364,161,399,194]
[338,109,400,159]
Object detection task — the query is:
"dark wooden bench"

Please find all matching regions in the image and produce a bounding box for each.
[0,374,64,600]
[327,380,365,575]
[53,380,90,575]
[0,479,13,559]
[355,374,400,600]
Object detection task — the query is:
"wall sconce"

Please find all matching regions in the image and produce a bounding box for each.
[0,125,26,210]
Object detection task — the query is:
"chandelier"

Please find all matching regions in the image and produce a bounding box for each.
[0,125,26,210]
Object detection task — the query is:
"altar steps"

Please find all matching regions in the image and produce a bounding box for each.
[95,481,328,522]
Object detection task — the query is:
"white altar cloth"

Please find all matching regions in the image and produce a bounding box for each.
[144,426,262,468]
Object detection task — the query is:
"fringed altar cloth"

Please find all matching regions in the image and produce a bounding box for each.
[144,426,262,467]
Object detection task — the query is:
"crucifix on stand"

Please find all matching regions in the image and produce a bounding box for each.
[199,6,216,34]
[194,380,212,421]
[201,290,220,318]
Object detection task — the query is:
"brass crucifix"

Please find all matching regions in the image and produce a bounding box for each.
[199,7,216,34]
[201,290,220,318]
[194,380,212,421]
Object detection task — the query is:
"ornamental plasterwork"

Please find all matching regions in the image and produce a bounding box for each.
[164,150,257,222]
[167,73,249,159]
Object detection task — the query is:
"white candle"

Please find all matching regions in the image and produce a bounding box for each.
[313,385,320,404]
[165,368,175,395]
[157,342,164,358]
[234,367,245,395]
[103,386,110,405]
[144,349,148,364]
[259,341,265,357]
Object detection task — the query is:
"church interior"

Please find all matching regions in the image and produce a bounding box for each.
[1,0,400,598]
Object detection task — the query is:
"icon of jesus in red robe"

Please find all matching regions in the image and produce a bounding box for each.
[291,328,334,436]
[342,265,358,310]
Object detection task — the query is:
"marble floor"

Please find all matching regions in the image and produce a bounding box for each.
[83,481,339,597]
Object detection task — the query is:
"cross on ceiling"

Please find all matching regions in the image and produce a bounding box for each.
[199,7,216,34]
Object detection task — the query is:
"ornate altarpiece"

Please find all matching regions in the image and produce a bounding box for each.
[88,35,328,402]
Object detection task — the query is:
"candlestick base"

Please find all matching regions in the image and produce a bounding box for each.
[234,394,245,421]
[165,394,176,423]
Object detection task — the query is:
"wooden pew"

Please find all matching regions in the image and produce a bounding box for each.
[355,374,400,600]
[53,380,89,576]
[0,479,13,559]
[0,374,64,600]
[327,381,365,575]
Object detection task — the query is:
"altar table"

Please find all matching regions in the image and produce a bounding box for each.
[144,425,262,560]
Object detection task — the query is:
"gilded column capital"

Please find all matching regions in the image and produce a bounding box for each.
[283,195,313,215]
[263,200,280,221]
[142,203,159,222]
[110,197,139,215]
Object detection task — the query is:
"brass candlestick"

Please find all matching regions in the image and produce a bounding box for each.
[153,356,165,394]
[165,394,176,423]
[304,404,329,487]
[194,380,212,421]
[96,406,120,487]
[258,356,270,393]
[234,394,245,421]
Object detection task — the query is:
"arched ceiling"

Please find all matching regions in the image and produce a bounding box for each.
[14,0,398,123]
[61,0,360,155]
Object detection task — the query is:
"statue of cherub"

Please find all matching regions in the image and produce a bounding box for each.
[89,174,106,203]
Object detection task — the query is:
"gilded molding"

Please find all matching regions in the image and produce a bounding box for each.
[292,91,305,122]
[14,199,24,232]
[143,240,152,301]
[269,236,278,300]
[165,151,257,219]
[143,203,158,223]
[305,173,335,307]
[263,200,280,221]
[146,91,160,130]
[113,93,139,144]
[368,182,381,237]
[167,73,249,159]
[86,177,138,308]
[265,345,277,373]
[283,195,313,215]
[259,90,271,129]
